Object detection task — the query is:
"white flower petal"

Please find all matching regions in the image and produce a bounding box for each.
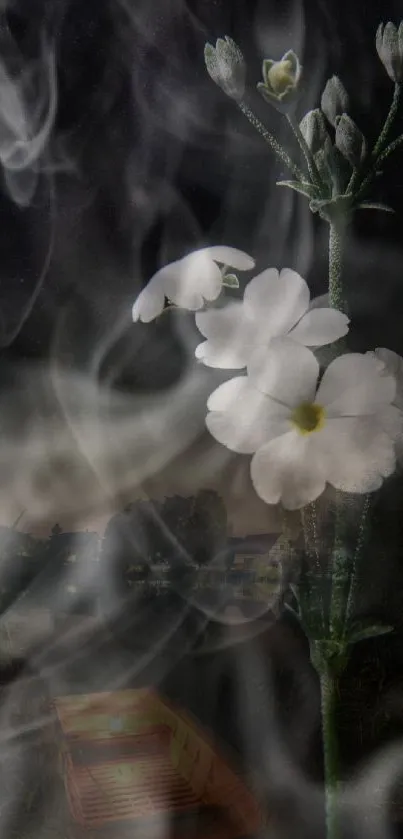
[195,303,248,368]
[243,267,310,337]
[317,417,396,493]
[379,404,403,441]
[309,293,330,310]
[317,353,396,416]
[195,302,244,338]
[371,347,403,412]
[377,404,403,465]
[247,338,319,406]
[132,277,166,322]
[164,252,222,308]
[207,376,249,411]
[206,409,289,454]
[204,245,255,270]
[195,339,249,369]
[206,377,290,454]
[288,308,349,346]
[251,431,327,509]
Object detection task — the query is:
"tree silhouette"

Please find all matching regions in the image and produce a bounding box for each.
[100,490,228,598]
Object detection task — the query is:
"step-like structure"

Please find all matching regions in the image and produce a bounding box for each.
[53,688,262,837]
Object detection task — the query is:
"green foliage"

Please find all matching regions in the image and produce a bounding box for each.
[276,180,319,199]
[205,26,403,228]
[346,623,394,644]
[101,491,228,594]
[221,273,239,288]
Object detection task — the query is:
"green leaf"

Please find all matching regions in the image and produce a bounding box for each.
[277,180,319,199]
[357,201,394,213]
[221,273,240,288]
[347,624,394,644]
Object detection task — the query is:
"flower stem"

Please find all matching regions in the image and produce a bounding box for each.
[345,494,371,627]
[286,114,323,188]
[330,494,351,636]
[372,83,401,159]
[350,84,402,200]
[375,131,403,166]
[328,223,345,312]
[301,503,320,571]
[238,102,305,180]
[320,666,339,839]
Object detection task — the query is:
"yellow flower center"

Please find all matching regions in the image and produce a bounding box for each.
[291,402,326,435]
[268,60,294,94]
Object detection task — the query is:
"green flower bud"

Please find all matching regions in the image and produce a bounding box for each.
[335,114,367,168]
[257,50,301,111]
[204,37,246,101]
[299,108,329,154]
[321,76,349,127]
[376,21,403,83]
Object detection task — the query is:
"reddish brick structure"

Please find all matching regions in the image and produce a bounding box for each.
[53,688,262,837]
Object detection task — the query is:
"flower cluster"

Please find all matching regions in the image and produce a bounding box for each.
[131,248,403,510]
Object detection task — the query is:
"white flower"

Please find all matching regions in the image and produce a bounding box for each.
[205,339,400,510]
[368,347,403,462]
[195,268,349,369]
[132,246,255,323]
[369,348,403,411]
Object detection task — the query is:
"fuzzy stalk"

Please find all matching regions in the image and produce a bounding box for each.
[238,102,305,180]
[328,223,345,312]
[350,84,402,199]
[373,83,401,159]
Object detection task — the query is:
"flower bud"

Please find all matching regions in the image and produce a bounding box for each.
[376,21,403,83]
[257,50,301,111]
[321,76,349,127]
[204,37,246,101]
[335,114,367,168]
[299,108,329,154]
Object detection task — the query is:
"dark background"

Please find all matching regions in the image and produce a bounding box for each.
[2,0,403,370]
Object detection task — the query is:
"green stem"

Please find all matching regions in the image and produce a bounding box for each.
[238,102,305,180]
[330,494,351,636]
[328,223,345,312]
[344,494,371,627]
[350,84,402,200]
[320,666,339,839]
[346,166,359,194]
[286,114,323,188]
[301,503,320,571]
[375,131,403,167]
[372,83,401,159]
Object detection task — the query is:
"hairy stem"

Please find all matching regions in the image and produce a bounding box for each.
[351,84,402,200]
[373,83,402,159]
[376,131,403,166]
[328,223,344,312]
[238,102,305,180]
